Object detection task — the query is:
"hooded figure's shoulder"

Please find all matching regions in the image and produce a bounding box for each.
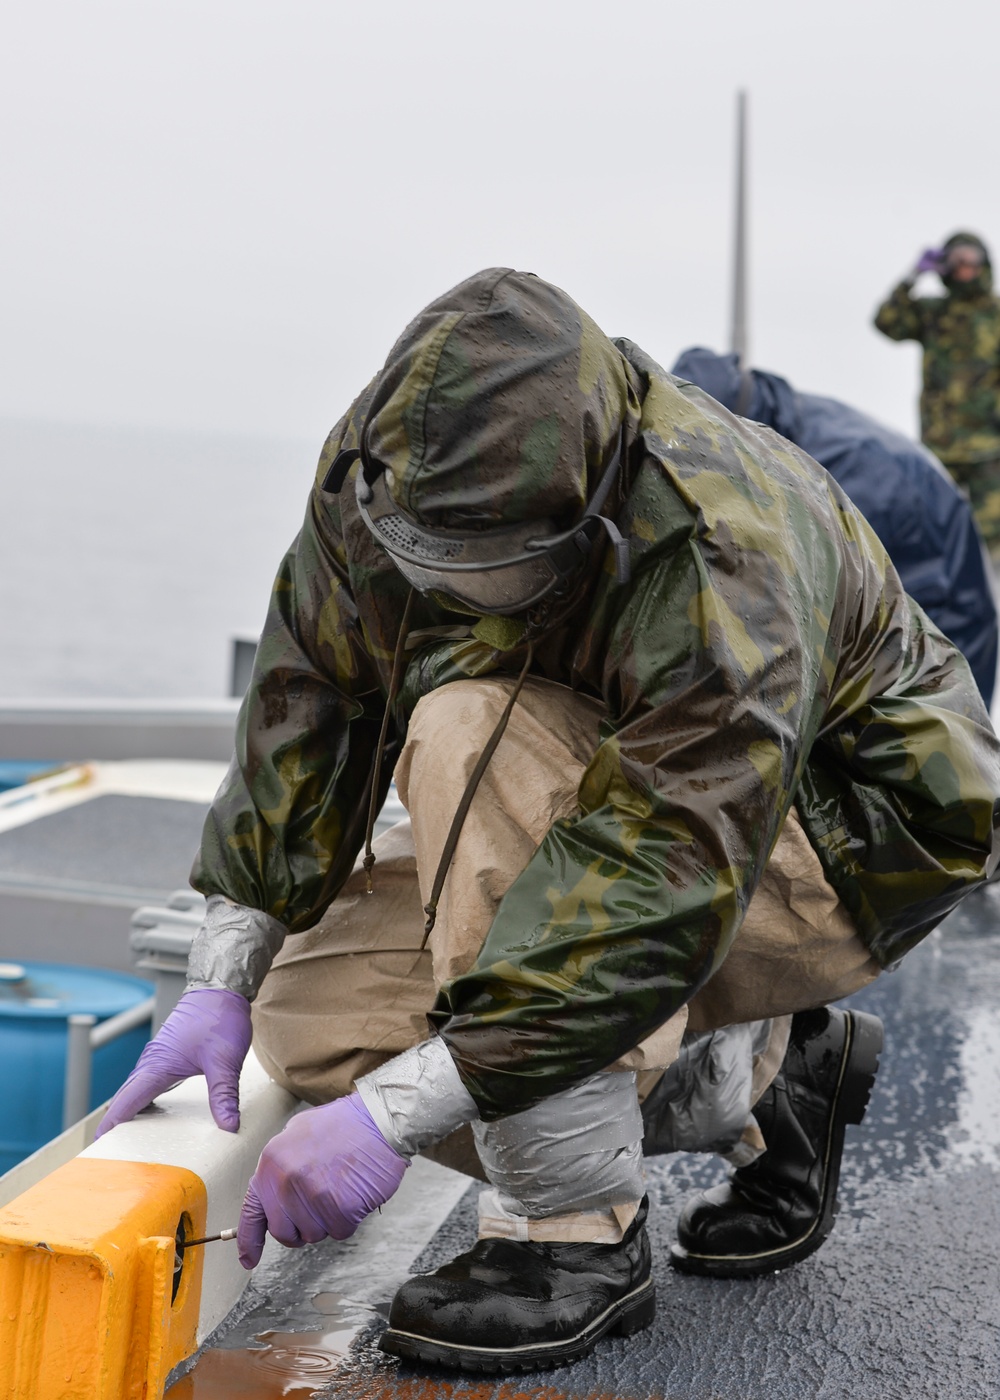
[616,337,836,533]
[607,337,885,630]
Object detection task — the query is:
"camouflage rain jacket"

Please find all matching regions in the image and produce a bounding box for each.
[669,347,999,706]
[192,269,1000,1119]
[874,233,1000,465]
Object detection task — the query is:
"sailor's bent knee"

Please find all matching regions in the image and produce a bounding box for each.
[395,679,518,806]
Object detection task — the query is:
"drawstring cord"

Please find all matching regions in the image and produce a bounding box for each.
[420,639,535,946]
[362,593,536,945]
[363,588,416,894]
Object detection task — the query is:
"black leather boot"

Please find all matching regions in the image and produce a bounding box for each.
[670,1007,883,1278]
[379,1196,655,1373]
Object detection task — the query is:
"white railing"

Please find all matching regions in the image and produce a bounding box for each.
[62,996,157,1130]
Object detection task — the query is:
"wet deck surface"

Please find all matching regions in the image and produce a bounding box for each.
[167,883,1000,1400]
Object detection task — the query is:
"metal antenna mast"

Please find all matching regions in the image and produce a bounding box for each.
[729,89,749,367]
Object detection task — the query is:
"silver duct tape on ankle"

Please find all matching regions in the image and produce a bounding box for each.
[356,1036,479,1157]
[642,1020,773,1155]
[186,895,287,1001]
[473,1071,645,1216]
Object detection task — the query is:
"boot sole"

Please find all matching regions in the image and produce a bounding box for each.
[670,1009,883,1278]
[378,1276,655,1374]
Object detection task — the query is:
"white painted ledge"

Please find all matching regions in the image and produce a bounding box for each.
[84,1048,298,1344]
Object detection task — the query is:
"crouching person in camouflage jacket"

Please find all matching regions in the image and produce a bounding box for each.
[99,269,1000,1374]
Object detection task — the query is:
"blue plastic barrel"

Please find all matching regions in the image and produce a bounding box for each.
[0,761,62,793]
[0,961,154,1174]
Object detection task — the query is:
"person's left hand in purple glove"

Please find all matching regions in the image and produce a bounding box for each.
[95,987,253,1137]
[237,1093,409,1268]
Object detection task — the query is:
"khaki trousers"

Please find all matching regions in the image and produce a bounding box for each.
[252,678,880,1175]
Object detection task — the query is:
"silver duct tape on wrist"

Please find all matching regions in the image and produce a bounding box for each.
[356,1036,479,1158]
[186,895,287,1002]
[473,1071,645,1216]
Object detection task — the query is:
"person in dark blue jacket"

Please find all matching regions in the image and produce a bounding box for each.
[671,348,998,707]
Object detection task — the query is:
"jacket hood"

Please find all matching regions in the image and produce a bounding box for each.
[362,269,638,529]
[670,347,802,442]
[943,230,991,264]
[942,230,993,295]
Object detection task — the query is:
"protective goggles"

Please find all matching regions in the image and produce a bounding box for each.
[324,436,630,616]
[944,245,985,273]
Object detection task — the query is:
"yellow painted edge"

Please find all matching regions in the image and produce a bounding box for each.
[0,1157,207,1400]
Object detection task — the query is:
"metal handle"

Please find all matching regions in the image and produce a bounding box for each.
[62,996,156,1130]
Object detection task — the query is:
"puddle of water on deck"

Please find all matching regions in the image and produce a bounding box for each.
[164,1328,353,1399]
[163,1274,646,1400]
[166,1323,652,1400]
[311,1290,390,1321]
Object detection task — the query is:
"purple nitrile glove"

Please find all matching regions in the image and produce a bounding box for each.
[914,247,945,275]
[95,987,252,1138]
[237,1093,409,1269]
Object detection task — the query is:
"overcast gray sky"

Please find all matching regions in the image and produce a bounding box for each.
[3,0,999,449]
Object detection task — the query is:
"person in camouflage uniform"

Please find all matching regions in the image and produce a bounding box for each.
[99,269,1000,1374]
[874,231,1000,554]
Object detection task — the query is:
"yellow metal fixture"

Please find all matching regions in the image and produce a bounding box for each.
[0,1156,206,1399]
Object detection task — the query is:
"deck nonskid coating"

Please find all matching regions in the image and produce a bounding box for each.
[168,884,1000,1400]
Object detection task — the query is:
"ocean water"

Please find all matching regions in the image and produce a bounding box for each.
[0,417,319,698]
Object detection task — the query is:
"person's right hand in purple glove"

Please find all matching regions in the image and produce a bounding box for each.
[95,987,253,1137]
[914,247,945,275]
[237,1093,409,1269]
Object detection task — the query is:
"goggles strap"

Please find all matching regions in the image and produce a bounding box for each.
[321,447,361,493]
[420,639,536,945]
[362,588,416,894]
[592,514,630,585]
[567,431,630,586]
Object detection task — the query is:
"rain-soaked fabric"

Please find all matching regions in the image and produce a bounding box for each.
[197,268,1000,1120]
[641,1019,779,1158]
[670,347,998,706]
[471,1070,645,1215]
[186,895,287,1001]
[253,677,878,1125]
[353,1014,645,1225]
[249,678,695,1105]
[252,678,863,1212]
[874,233,1000,467]
[356,1035,478,1157]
